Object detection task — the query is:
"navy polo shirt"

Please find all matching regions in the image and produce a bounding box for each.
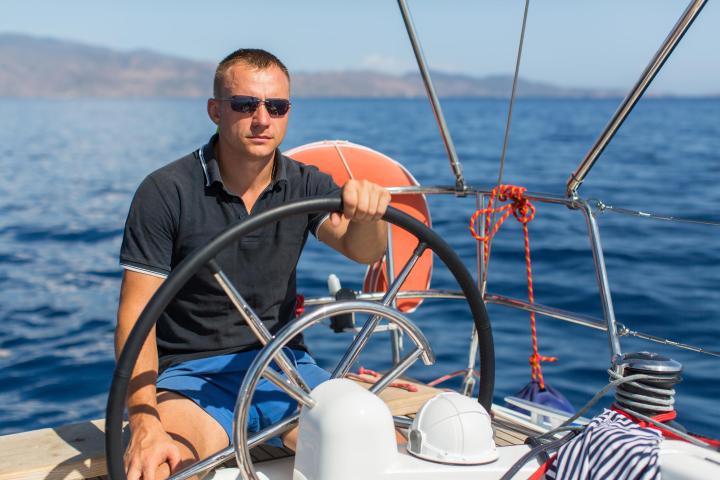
[120,134,340,371]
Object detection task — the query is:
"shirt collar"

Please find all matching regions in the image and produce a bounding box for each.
[198,133,288,190]
[198,134,221,187]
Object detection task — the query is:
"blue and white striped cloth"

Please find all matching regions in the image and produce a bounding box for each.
[546,409,661,480]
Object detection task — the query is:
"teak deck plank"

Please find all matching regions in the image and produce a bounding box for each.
[0,419,114,480]
[492,417,533,447]
[249,445,294,463]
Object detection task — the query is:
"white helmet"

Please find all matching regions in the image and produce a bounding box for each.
[407,392,498,465]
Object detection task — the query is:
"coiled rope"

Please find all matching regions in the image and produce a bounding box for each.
[470,184,557,389]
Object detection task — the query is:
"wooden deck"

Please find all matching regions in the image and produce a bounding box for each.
[0,419,114,480]
[0,416,531,480]
[0,378,532,480]
[493,416,534,447]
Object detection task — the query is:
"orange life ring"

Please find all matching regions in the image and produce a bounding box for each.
[286,140,432,313]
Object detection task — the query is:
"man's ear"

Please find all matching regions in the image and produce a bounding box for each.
[207,98,220,125]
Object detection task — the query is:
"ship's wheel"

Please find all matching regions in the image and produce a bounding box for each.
[106,198,494,480]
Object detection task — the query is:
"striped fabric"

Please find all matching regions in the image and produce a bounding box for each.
[546,409,661,480]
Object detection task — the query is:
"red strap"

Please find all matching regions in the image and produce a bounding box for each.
[528,453,557,480]
[612,405,720,446]
[611,405,677,430]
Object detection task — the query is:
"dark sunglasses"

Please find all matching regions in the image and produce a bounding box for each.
[219,95,291,117]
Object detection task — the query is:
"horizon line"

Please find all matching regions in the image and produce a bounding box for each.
[2,31,718,97]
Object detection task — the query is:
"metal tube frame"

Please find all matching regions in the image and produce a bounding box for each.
[306,288,716,356]
[485,293,607,332]
[386,185,573,206]
[461,192,485,395]
[396,0,466,191]
[566,0,708,197]
[576,200,623,360]
[306,188,624,367]
[308,289,608,331]
[304,288,465,306]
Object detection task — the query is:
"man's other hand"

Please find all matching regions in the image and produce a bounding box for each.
[331,179,391,226]
[124,420,181,480]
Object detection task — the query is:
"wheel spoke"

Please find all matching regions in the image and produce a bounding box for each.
[248,413,300,449]
[262,368,317,409]
[169,446,234,480]
[209,259,310,392]
[331,243,427,379]
[234,413,301,475]
[184,413,351,480]
[369,347,423,394]
[387,226,402,364]
[393,415,413,429]
[381,242,427,306]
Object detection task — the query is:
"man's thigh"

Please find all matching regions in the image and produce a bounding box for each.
[157,390,229,462]
[156,350,329,436]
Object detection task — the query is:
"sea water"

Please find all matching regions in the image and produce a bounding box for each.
[0,97,718,437]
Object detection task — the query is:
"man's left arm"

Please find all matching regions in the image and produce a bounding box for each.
[317,179,391,264]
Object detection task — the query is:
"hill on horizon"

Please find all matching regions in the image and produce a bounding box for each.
[0,32,652,99]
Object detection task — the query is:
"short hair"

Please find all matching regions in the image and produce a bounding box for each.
[213,48,290,98]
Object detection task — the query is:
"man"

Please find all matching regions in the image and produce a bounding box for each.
[116,49,391,480]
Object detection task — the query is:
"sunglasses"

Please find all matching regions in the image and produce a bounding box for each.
[219,95,291,117]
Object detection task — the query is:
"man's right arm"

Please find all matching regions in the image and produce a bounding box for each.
[115,269,181,480]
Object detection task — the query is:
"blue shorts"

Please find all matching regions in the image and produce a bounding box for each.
[156,348,330,447]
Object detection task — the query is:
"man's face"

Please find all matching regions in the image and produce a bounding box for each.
[209,62,291,161]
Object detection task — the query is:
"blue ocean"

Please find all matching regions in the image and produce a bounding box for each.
[0,97,718,438]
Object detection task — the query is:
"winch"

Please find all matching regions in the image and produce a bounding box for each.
[613,352,683,417]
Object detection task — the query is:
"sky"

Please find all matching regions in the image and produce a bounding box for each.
[2,0,717,95]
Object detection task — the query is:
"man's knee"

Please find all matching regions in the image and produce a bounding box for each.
[157,390,229,460]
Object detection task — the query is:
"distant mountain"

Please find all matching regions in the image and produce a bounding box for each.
[291,70,616,98]
[0,33,214,97]
[0,33,619,98]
